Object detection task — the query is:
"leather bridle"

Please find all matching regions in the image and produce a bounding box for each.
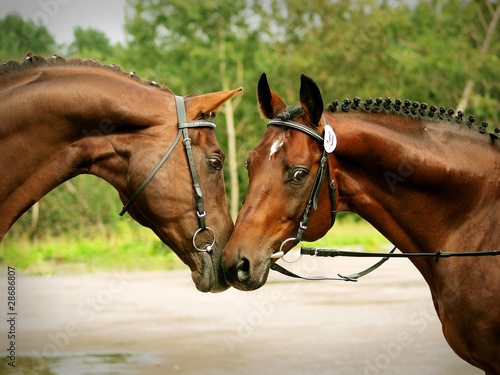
[119,95,217,252]
[266,117,338,259]
[266,116,499,282]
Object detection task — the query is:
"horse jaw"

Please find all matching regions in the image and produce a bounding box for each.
[191,247,230,293]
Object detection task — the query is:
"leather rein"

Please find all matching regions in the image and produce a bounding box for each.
[266,117,500,282]
[119,95,217,252]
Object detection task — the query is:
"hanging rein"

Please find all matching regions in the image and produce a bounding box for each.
[266,116,500,282]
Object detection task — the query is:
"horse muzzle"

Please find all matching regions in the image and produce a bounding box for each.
[222,249,271,291]
[191,245,230,293]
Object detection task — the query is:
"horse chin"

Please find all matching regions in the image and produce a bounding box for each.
[245,266,271,291]
[191,250,230,293]
[232,259,271,292]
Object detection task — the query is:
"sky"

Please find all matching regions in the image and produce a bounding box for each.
[0,0,128,45]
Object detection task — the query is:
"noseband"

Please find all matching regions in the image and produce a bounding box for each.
[119,95,217,252]
[267,117,338,259]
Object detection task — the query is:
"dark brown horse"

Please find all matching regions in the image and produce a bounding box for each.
[222,73,499,373]
[0,54,242,292]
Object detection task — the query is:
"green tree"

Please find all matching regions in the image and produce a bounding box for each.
[0,13,57,60]
[69,26,114,61]
[254,0,498,127]
[457,0,500,125]
[125,0,264,218]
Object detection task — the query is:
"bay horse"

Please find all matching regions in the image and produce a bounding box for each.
[0,54,242,292]
[222,73,500,373]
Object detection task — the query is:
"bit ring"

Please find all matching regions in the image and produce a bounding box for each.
[270,238,303,263]
[192,227,216,252]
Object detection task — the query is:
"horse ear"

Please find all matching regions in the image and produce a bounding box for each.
[257,73,287,119]
[186,87,243,118]
[299,74,323,127]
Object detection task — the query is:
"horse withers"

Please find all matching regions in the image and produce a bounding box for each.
[222,73,499,373]
[0,54,242,292]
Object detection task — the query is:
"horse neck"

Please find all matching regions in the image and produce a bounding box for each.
[328,111,500,264]
[0,67,172,240]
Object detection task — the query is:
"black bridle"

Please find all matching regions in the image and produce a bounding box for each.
[119,95,216,252]
[265,116,499,282]
[266,117,338,259]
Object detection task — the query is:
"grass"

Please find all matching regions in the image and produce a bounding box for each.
[1,221,185,275]
[307,215,390,251]
[1,215,390,275]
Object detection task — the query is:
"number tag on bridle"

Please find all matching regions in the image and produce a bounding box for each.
[324,124,337,153]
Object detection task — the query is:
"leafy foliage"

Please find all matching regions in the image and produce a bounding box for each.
[0,13,57,59]
[69,26,114,61]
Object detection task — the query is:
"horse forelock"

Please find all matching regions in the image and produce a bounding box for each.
[277,105,318,129]
[0,53,173,94]
[277,105,304,120]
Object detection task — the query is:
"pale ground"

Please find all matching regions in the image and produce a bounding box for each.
[1,254,483,375]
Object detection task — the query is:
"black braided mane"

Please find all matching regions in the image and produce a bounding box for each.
[327,97,499,141]
[0,53,173,94]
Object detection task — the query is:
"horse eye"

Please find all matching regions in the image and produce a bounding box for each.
[208,157,222,170]
[292,169,308,182]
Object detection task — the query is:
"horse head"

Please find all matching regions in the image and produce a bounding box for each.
[222,74,335,290]
[0,55,243,292]
[117,90,242,293]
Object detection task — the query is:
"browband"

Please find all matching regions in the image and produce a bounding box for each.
[267,119,324,143]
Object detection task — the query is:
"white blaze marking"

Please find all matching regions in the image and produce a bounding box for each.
[269,135,285,159]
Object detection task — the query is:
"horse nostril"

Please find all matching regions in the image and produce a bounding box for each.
[236,257,251,283]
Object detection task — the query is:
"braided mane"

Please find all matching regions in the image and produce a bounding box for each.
[327,97,499,141]
[278,97,499,141]
[0,53,173,94]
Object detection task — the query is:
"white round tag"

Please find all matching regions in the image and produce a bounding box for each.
[323,125,337,153]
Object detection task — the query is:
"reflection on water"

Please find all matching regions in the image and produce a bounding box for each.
[0,352,161,375]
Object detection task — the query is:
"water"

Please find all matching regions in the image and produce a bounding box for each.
[1,352,162,375]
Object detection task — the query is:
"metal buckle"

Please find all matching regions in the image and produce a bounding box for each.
[197,211,206,218]
[183,137,191,145]
[192,226,216,252]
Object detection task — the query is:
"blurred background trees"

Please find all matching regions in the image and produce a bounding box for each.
[0,13,56,58]
[1,0,499,242]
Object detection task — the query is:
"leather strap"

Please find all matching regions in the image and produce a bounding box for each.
[295,152,328,242]
[267,116,338,243]
[119,95,215,224]
[178,120,217,129]
[301,247,500,260]
[336,246,397,281]
[175,95,209,230]
[270,263,356,282]
[268,119,324,142]
[119,129,182,216]
[328,170,337,226]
